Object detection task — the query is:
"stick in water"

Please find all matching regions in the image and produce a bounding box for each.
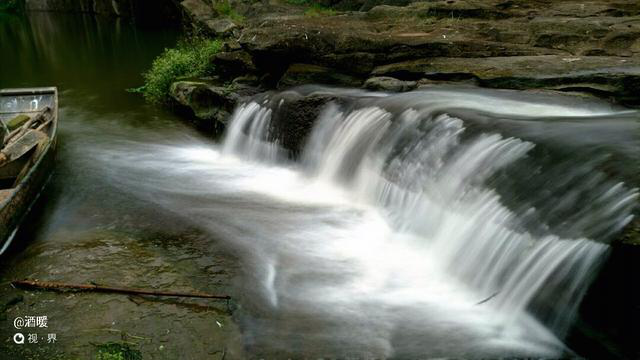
[475,291,500,305]
[11,279,230,300]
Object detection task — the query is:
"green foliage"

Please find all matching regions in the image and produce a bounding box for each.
[213,0,244,22]
[137,38,222,104]
[304,3,337,17]
[285,0,311,5]
[0,0,24,13]
[94,342,142,360]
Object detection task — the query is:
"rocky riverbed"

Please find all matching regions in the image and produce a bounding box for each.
[172,0,640,126]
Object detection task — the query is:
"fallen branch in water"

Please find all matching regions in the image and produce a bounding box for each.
[475,291,500,305]
[11,279,230,300]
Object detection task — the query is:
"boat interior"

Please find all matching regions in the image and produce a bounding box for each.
[0,91,55,190]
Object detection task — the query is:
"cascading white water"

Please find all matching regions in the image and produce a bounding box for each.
[98,86,638,358]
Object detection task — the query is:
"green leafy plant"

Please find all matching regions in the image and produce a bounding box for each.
[135,38,222,104]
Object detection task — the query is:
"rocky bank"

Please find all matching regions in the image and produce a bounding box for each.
[170,0,640,130]
[171,0,640,239]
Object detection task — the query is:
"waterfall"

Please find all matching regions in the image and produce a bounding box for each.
[99,86,638,357]
[221,87,638,346]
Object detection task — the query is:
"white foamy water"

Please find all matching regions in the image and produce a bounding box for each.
[97,87,638,358]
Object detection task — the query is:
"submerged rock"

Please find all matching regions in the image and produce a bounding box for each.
[364,76,416,92]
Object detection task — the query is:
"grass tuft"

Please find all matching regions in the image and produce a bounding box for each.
[136,38,222,104]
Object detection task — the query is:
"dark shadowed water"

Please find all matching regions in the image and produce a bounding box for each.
[0,12,244,359]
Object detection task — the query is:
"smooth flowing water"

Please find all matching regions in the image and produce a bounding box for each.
[1,11,639,360]
[100,85,637,358]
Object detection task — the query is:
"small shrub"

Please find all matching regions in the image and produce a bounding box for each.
[137,38,222,104]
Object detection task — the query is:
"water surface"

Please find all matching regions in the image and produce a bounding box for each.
[0,12,243,359]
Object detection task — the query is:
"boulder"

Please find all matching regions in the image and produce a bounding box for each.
[212,50,257,79]
[277,63,362,89]
[169,80,240,129]
[363,76,416,92]
[267,91,349,156]
[205,18,238,37]
[180,0,240,35]
[170,80,262,129]
[180,0,214,23]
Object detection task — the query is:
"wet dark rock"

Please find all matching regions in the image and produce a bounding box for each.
[170,79,263,131]
[207,17,238,36]
[620,219,640,246]
[372,56,640,106]
[180,0,240,35]
[278,63,362,89]
[269,92,346,156]
[567,233,640,359]
[364,76,416,92]
[170,81,240,130]
[212,50,257,80]
[180,0,215,24]
[232,74,261,87]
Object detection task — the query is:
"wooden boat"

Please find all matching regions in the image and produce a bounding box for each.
[0,87,58,255]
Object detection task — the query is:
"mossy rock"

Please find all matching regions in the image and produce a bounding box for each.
[6,114,29,131]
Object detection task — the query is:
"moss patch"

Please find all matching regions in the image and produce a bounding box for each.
[6,114,30,131]
[212,0,244,22]
[304,4,337,17]
[94,342,142,360]
[134,38,222,104]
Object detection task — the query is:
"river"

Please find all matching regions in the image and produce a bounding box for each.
[1,11,639,360]
[0,12,244,359]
